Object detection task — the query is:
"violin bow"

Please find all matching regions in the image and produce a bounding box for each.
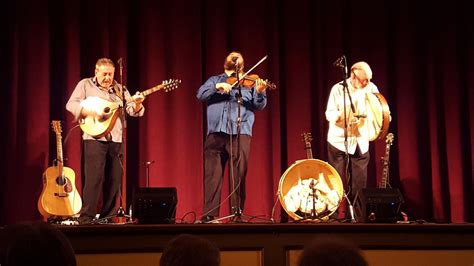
[230,55,268,87]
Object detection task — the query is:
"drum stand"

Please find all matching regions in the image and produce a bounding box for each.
[300,181,333,222]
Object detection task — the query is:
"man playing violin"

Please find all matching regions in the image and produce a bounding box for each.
[325,61,387,221]
[196,51,268,223]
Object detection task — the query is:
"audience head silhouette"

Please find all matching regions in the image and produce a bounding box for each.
[1,221,76,266]
[299,237,367,266]
[160,234,220,266]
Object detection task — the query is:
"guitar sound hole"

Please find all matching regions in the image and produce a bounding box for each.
[56,176,67,186]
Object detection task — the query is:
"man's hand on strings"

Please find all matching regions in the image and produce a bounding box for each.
[132,91,145,111]
[255,78,267,93]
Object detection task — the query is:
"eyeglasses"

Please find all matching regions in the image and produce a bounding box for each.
[351,69,369,87]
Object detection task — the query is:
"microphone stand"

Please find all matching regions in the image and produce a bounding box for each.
[309,180,318,220]
[114,57,131,223]
[233,60,244,222]
[340,56,357,223]
[211,60,245,223]
[144,160,155,188]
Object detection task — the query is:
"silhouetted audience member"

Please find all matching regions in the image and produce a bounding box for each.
[160,234,220,266]
[1,221,76,266]
[299,237,367,266]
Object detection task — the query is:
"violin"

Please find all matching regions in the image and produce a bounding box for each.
[226,73,277,90]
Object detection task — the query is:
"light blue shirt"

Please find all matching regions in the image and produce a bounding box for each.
[197,73,267,136]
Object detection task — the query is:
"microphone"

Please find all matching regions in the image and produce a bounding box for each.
[343,55,348,76]
[334,55,349,78]
[117,58,124,80]
[333,55,345,68]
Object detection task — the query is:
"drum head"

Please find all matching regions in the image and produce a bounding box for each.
[362,92,390,141]
[278,159,343,221]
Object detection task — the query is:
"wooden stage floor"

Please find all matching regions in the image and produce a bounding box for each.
[57,221,474,266]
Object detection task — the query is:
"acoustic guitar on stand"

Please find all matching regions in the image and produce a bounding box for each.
[38,120,82,218]
[79,79,181,138]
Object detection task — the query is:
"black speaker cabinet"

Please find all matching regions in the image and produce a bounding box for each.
[132,187,177,224]
[353,188,404,223]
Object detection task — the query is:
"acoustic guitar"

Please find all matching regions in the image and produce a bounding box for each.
[79,79,181,138]
[38,120,82,217]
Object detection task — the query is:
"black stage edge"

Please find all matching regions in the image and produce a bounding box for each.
[58,223,474,266]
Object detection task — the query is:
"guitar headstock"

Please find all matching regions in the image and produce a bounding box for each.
[386,133,395,145]
[51,120,62,135]
[161,79,181,92]
[302,132,313,145]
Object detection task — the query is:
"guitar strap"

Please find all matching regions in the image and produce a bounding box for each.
[113,83,124,101]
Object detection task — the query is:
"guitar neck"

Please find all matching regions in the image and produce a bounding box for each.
[302,132,314,159]
[141,84,165,97]
[379,145,391,188]
[56,133,64,165]
[305,145,313,159]
[120,84,163,104]
[55,133,65,178]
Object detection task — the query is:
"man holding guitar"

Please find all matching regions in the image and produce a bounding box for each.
[66,58,145,224]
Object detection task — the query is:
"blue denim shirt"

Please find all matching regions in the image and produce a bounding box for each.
[197,73,267,136]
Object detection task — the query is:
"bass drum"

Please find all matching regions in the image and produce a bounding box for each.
[278,159,343,221]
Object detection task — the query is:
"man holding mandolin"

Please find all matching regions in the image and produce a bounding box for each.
[66,58,146,224]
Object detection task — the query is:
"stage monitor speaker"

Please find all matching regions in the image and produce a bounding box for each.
[353,188,404,223]
[132,187,177,224]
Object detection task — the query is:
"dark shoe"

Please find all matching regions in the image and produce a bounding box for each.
[78,216,94,225]
[196,215,218,224]
[326,217,341,223]
[231,215,243,223]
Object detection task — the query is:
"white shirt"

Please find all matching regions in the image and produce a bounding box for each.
[66,78,145,142]
[325,78,380,154]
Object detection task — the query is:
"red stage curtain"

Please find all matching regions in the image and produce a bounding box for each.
[0,0,472,224]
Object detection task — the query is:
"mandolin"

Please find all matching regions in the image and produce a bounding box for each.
[79,79,181,138]
[38,121,82,217]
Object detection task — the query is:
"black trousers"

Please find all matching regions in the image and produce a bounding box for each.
[203,132,251,217]
[81,140,123,219]
[327,143,370,201]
